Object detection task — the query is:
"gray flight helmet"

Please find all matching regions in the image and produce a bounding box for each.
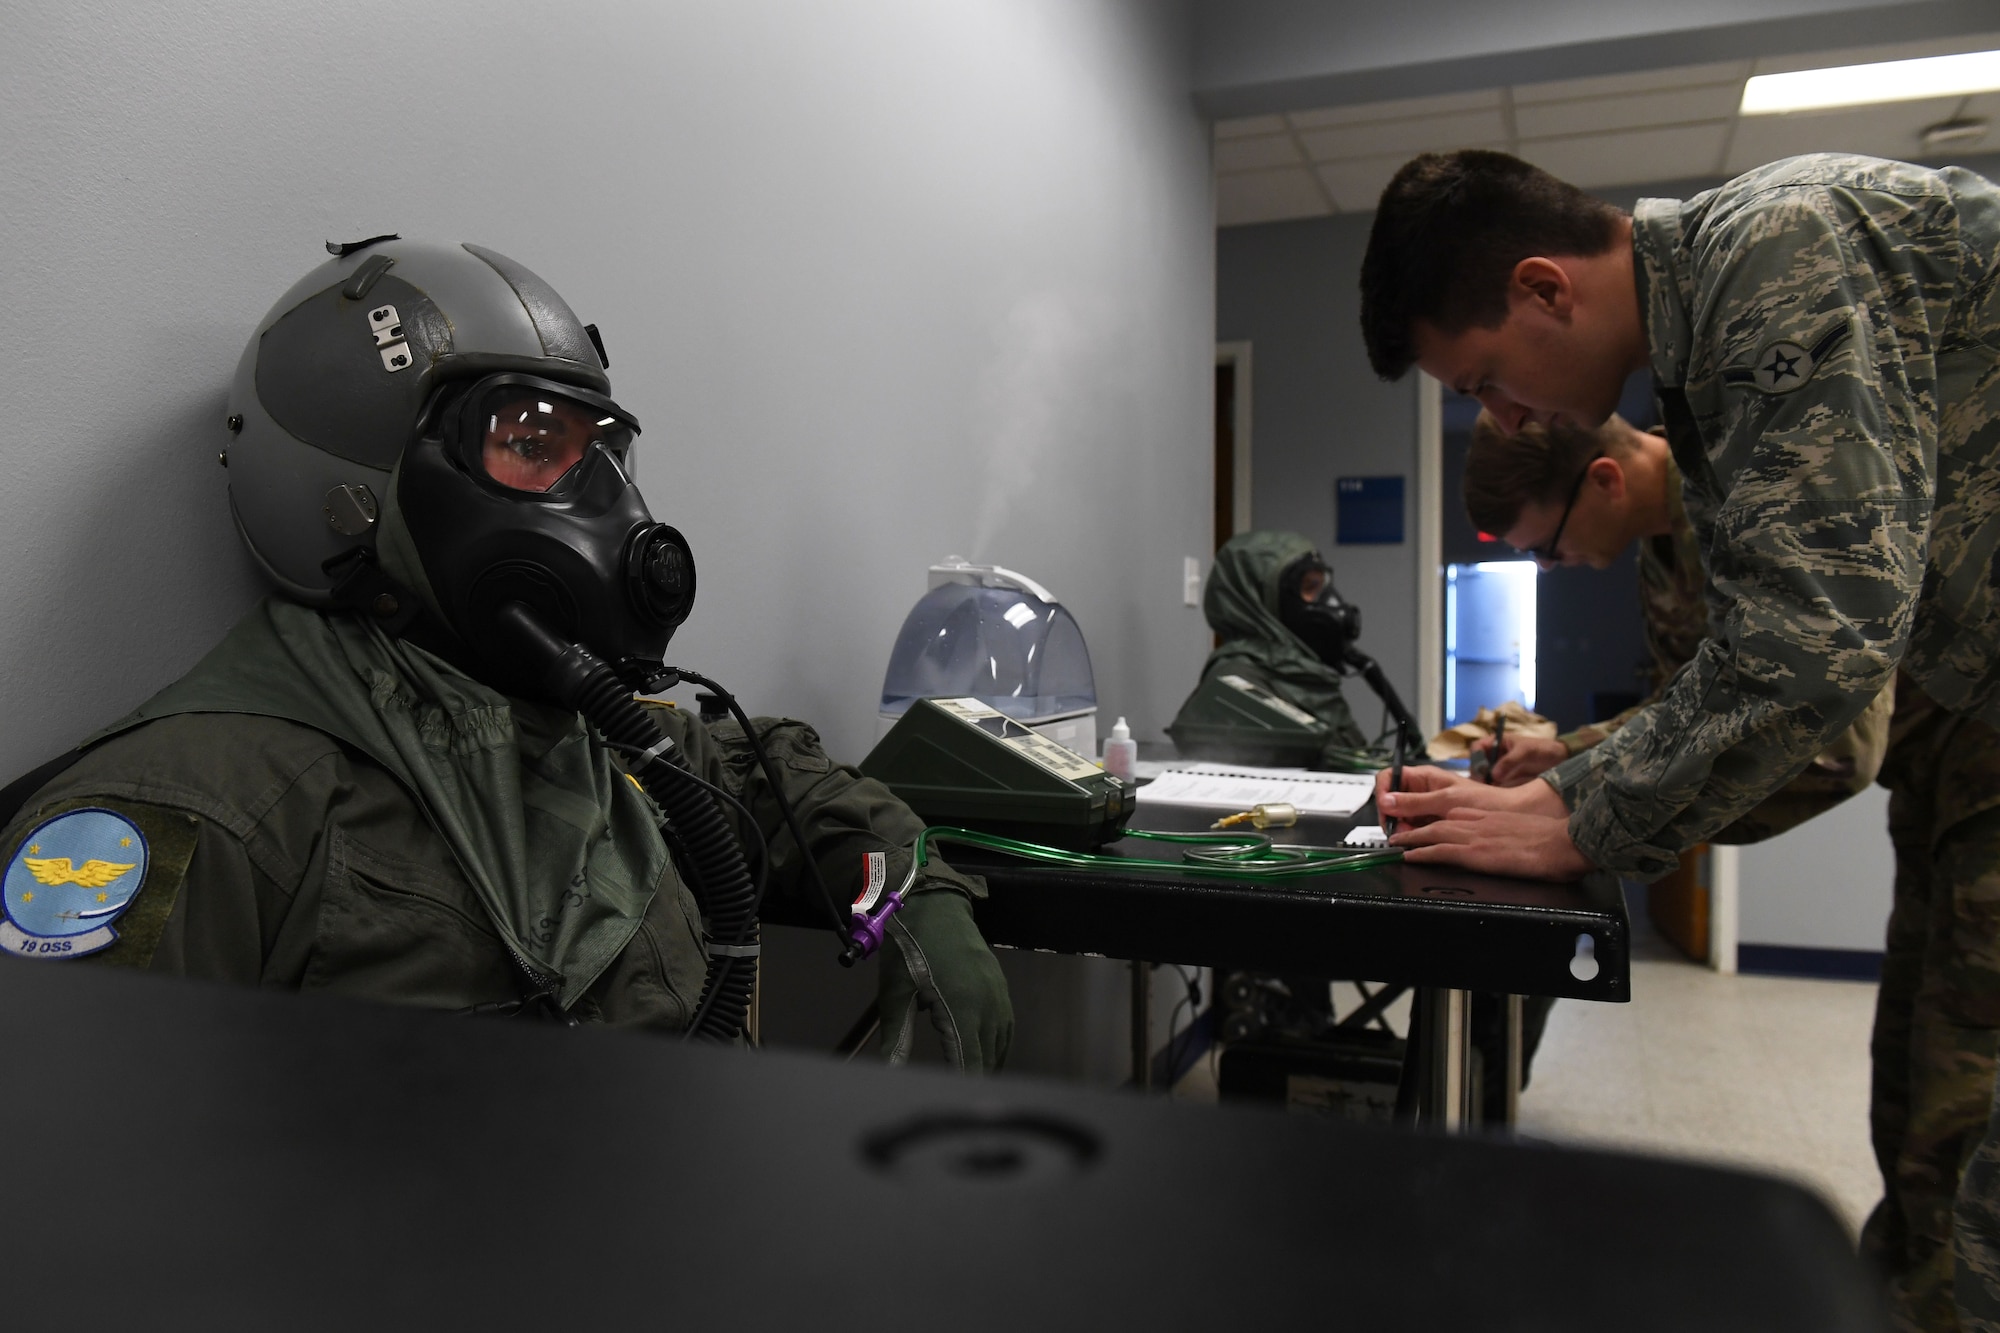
[224,238,612,603]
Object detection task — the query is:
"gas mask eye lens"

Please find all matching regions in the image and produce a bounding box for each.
[475,391,632,493]
[449,376,640,498]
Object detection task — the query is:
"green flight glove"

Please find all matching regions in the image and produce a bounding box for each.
[877,886,1013,1072]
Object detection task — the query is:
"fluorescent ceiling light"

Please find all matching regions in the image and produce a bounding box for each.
[1742,49,2000,114]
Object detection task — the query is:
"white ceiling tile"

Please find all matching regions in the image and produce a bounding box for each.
[1216,168,1332,228]
[1515,84,1745,138]
[1515,60,1753,104]
[1751,31,2000,77]
[1287,88,1502,131]
[1315,148,1504,213]
[1725,96,1970,175]
[1215,115,1288,140]
[1298,108,1508,162]
[1216,134,1304,173]
[1518,122,1730,189]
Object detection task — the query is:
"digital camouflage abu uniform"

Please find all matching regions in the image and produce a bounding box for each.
[1555,453,1893,844]
[1531,154,2000,1329]
[1176,530,1371,762]
[1871,675,2000,1331]
[0,596,1012,1070]
[1547,456,1977,1329]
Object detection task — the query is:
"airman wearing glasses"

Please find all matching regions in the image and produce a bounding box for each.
[1464,407,1892,813]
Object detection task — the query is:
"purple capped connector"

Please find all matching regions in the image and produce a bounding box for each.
[843,887,907,964]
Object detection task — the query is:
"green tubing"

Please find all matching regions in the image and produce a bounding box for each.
[909,825,1400,884]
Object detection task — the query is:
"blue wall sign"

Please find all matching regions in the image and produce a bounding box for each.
[1335,475,1404,545]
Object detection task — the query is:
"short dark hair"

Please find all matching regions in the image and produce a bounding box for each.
[1359,150,1623,380]
[1464,411,1636,538]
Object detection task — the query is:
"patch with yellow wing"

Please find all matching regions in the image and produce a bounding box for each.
[2,808,149,958]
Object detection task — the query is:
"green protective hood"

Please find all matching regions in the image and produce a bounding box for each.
[1195,531,1368,749]
[94,597,665,1008]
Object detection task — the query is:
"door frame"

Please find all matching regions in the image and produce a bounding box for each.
[1216,341,1253,539]
[1417,372,1443,737]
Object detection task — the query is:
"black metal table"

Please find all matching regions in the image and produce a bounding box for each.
[955,802,1630,1127]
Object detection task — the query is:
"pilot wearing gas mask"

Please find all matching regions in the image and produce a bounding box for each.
[1174,530,1545,1118]
[0,238,1010,1070]
[1173,530,1392,769]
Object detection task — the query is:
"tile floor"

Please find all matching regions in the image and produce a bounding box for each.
[1175,917,1886,1235]
[1516,949,1882,1235]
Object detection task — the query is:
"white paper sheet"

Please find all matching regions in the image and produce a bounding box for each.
[1135,762,1374,819]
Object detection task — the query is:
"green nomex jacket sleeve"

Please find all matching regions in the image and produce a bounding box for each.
[1550,189,1932,879]
[646,705,985,923]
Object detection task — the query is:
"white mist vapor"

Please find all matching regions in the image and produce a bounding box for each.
[969,289,1101,559]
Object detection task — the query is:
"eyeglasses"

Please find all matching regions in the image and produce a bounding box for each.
[1520,451,1604,564]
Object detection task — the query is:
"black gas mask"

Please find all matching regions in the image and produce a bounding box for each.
[397,373,695,699]
[1277,554,1361,669]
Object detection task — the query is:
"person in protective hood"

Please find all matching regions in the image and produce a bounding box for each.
[1175,530,1546,1119]
[1173,531,1378,767]
[0,237,1010,1070]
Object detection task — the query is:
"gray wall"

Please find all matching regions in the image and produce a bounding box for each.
[0,0,1214,778]
[1217,214,1421,729]
[1738,788,1896,953]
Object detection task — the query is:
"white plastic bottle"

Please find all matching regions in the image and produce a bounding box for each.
[1102,716,1137,780]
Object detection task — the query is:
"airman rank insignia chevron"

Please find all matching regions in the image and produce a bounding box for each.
[1721,322,1853,394]
[1,808,149,959]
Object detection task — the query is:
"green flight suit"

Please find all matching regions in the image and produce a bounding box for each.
[1177,530,1372,762]
[0,598,1011,1069]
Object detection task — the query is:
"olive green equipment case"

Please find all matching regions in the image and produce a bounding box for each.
[1165,673,1332,769]
[859,697,1133,850]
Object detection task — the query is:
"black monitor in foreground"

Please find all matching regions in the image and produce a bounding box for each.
[0,959,1880,1332]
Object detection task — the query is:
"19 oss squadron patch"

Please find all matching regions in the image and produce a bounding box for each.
[1,808,149,959]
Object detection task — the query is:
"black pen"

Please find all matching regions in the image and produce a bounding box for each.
[1384,729,1404,836]
[1487,714,1506,784]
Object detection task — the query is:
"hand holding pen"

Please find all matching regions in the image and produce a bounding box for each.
[1383,729,1404,836]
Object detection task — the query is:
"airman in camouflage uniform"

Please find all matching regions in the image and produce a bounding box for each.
[1468,415,1974,1329]
[1875,677,2000,1330]
[1552,450,1711,754]
[1549,448,1894,844]
[1550,159,2000,1330]
[1541,155,1999,879]
[1362,151,2000,1329]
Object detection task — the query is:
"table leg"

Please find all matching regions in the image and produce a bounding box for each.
[1504,993,1523,1128]
[1131,960,1153,1090]
[1419,987,1472,1131]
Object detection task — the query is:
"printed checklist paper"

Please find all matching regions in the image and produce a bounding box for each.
[1134,763,1374,819]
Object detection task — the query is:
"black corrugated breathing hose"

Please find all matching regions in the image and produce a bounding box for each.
[497,603,756,1043]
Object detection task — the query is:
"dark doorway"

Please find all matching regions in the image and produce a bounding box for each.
[1215,360,1237,552]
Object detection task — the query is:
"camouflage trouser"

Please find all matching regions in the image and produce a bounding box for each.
[1864,685,2000,1331]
